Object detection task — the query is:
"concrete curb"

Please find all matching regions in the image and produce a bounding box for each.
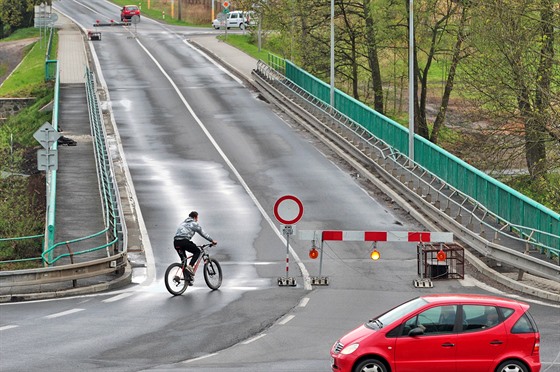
[463,249,560,303]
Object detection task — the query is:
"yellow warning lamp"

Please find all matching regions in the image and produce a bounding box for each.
[370,249,380,260]
[309,247,319,259]
[437,249,447,262]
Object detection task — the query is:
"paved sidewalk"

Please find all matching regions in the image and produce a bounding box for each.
[56,14,87,84]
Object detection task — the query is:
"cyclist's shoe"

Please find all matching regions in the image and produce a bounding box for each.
[185,265,195,275]
[188,279,194,286]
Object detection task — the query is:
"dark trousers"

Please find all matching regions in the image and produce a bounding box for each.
[173,238,200,266]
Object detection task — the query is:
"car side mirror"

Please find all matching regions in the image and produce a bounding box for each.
[408,327,425,336]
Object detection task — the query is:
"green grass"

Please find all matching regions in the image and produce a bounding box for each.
[0,30,57,97]
[0,28,40,41]
[217,34,270,62]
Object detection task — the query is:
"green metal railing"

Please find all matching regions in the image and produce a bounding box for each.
[283,58,559,257]
[45,26,57,81]
[267,53,286,75]
[1,62,124,269]
[41,67,124,265]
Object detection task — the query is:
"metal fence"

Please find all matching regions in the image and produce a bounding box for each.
[283,60,559,259]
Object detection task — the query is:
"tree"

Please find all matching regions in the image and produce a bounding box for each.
[410,0,468,141]
[0,0,50,33]
[460,0,559,178]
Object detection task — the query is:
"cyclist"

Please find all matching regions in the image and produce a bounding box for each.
[173,211,217,275]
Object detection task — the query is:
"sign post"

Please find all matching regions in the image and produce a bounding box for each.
[274,195,304,286]
[34,121,60,171]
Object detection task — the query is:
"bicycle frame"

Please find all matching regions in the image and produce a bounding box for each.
[182,243,213,275]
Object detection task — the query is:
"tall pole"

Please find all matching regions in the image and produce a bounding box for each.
[330,0,335,107]
[408,0,415,162]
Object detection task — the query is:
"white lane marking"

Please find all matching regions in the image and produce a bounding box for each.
[0,325,19,331]
[102,292,134,303]
[134,38,312,290]
[182,353,218,364]
[299,297,310,307]
[242,333,266,345]
[278,315,295,325]
[44,308,85,319]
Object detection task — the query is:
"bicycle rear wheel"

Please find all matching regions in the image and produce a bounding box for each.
[203,258,222,290]
[164,263,189,295]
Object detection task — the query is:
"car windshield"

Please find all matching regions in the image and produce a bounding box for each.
[366,297,427,330]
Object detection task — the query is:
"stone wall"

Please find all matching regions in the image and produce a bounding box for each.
[0,98,35,122]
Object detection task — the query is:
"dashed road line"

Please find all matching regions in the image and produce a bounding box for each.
[44,308,85,319]
[0,325,19,331]
[182,353,218,364]
[278,314,295,325]
[102,292,134,303]
[242,333,267,345]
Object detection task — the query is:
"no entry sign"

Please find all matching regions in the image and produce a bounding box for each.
[273,195,304,225]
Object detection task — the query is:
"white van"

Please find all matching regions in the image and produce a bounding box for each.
[212,11,256,30]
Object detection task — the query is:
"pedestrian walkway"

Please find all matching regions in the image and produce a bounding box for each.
[53,13,107,266]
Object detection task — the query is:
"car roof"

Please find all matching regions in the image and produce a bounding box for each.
[420,293,530,308]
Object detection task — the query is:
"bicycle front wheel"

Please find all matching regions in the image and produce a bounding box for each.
[203,258,222,290]
[164,263,189,295]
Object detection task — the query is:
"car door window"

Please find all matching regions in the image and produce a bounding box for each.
[401,305,457,336]
[461,305,501,332]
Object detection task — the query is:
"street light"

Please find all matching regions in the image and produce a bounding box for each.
[408,0,415,162]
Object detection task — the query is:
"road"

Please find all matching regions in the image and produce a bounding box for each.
[1,1,559,371]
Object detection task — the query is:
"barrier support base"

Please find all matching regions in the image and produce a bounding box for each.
[311,276,329,286]
[277,277,297,287]
[413,278,433,288]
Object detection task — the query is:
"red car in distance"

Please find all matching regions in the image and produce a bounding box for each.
[331,294,541,372]
[120,5,140,22]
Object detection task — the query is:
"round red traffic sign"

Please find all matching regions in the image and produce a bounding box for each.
[273,195,304,225]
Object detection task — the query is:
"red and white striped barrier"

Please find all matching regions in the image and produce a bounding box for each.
[299,230,453,243]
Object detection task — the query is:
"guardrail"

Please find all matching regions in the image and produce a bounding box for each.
[283,60,560,257]
[253,60,560,283]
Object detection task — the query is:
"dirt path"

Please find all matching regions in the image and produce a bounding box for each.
[0,38,38,85]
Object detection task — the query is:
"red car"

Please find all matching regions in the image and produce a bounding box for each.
[331,294,540,372]
[120,5,140,22]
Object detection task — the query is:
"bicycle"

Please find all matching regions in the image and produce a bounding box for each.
[164,243,223,296]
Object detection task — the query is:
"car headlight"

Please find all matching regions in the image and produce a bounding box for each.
[341,343,359,355]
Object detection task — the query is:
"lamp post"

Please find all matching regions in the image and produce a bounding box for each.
[408,0,415,162]
[330,0,335,107]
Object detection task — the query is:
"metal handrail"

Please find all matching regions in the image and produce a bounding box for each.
[254,62,559,282]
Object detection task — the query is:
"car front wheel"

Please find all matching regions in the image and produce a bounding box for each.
[496,360,529,372]
[354,358,388,372]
